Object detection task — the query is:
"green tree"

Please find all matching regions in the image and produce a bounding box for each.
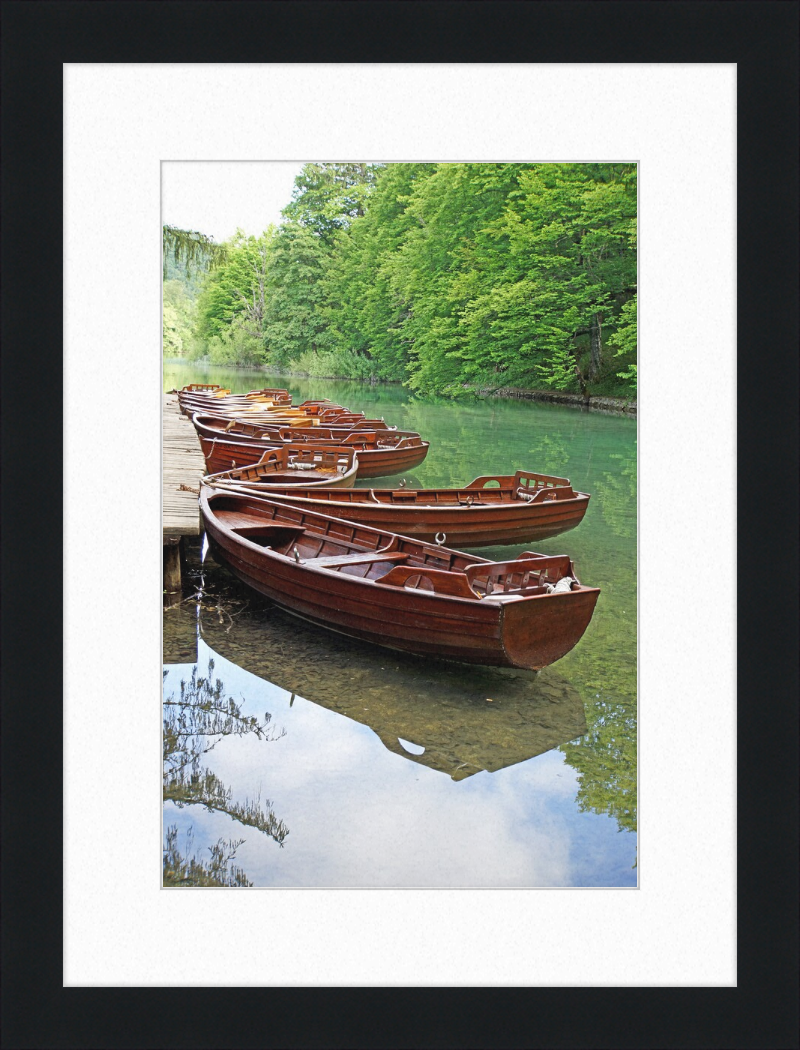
[167,163,637,392]
[282,162,380,244]
[162,279,196,357]
[262,222,333,366]
[162,224,227,280]
[322,162,436,379]
[454,163,637,396]
[608,295,637,394]
[385,163,525,393]
[195,229,273,363]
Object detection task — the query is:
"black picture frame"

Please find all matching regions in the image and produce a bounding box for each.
[2,3,797,1048]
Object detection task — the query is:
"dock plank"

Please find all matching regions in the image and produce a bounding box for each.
[163,393,205,539]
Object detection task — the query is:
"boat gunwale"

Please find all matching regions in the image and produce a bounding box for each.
[202,489,594,605]
[201,443,359,489]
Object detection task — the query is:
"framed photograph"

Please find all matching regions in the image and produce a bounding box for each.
[3,2,797,1047]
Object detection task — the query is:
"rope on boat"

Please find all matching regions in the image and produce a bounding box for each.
[435,532,446,545]
[545,576,576,594]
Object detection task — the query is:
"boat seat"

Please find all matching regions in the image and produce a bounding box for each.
[305,551,409,569]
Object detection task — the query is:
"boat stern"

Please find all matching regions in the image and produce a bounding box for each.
[499,586,600,670]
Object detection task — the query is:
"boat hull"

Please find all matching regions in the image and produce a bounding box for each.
[202,446,358,490]
[198,434,429,478]
[252,489,590,546]
[200,490,599,670]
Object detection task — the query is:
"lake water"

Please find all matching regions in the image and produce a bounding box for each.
[163,361,637,887]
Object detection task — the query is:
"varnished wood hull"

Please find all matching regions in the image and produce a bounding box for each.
[200,490,599,670]
[192,413,404,443]
[244,487,589,545]
[202,445,358,489]
[177,389,293,416]
[198,434,429,478]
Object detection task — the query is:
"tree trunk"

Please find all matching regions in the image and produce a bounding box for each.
[575,361,590,403]
[588,312,602,378]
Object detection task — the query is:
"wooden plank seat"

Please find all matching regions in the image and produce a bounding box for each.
[304,551,409,568]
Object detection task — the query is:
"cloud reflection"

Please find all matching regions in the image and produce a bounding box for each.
[164,635,634,887]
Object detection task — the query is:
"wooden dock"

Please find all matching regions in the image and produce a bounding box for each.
[163,393,206,591]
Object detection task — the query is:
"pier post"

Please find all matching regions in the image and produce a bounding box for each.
[164,537,182,593]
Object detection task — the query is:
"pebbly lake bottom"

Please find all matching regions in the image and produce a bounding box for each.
[163,546,637,889]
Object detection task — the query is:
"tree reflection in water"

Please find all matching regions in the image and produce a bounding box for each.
[163,660,288,887]
[163,825,252,887]
[560,696,637,835]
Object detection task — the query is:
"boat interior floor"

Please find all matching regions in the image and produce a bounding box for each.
[218,507,467,583]
[214,507,558,596]
[238,470,339,484]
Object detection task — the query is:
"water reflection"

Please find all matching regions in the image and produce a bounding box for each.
[596,452,637,540]
[561,696,637,833]
[164,558,636,886]
[163,657,288,886]
[198,575,587,781]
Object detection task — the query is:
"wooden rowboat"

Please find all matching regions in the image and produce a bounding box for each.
[177,383,226,393]
[199,444,359,489]
[201,469,590,546]
[190,413,392,442]
[197,430,430,478]
[193,410,322,429]
[179,394,336,416]
[177,387,294,415]
[200,488,599,670]
[178,385,291,399]
[178,394,292,416]
[177,385,292,404]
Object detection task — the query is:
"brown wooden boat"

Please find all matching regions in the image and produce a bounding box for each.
[190,412,392,441]
[199,488,599,670]
[203,469,589,546]
[178,385,291,400]
[183,396,341,417]
[177,387,294,416]
[200,444,358,489]
[192,409,323,430]
[197,430,430,478]
[179,400,381,431]
[215,410,381,430]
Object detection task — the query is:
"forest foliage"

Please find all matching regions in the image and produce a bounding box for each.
[163,162,637,396]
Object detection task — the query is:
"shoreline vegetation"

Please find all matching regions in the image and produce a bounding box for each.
[164,162,637,406]
[166,360,637,417]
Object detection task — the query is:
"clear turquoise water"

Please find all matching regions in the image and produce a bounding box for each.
[163,361,637,887]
